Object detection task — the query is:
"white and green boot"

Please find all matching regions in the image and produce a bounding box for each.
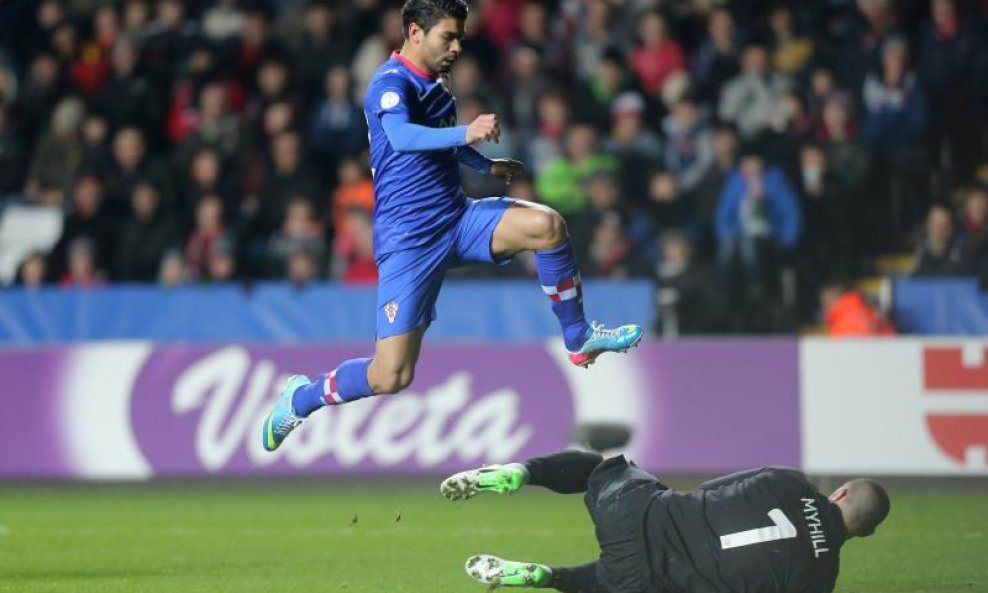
[440,464,529,501]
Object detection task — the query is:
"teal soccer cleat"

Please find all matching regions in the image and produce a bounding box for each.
[568,321,643,368]
[261,374,311,452]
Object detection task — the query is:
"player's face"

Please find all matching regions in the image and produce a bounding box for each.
[422,17,465,73]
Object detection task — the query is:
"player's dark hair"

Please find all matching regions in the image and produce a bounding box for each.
[401,0,468,38]
[843,479,890,537]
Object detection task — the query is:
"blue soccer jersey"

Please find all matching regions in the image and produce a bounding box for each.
[364,51,489,259]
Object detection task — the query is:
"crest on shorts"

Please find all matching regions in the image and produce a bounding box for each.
[384,300,399,324]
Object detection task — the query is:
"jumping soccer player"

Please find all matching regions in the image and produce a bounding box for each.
[261,0,642,452]
[442,451,890,593]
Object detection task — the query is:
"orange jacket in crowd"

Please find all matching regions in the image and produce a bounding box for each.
[825,292,897,337]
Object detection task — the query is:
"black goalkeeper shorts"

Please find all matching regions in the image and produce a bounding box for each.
[584,455,669,593]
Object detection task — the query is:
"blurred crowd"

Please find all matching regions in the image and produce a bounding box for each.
[1,0,987,333]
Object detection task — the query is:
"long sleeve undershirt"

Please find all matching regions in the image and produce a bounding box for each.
[380,111,492,173]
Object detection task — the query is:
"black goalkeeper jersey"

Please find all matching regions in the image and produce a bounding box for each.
[643,467,846,593]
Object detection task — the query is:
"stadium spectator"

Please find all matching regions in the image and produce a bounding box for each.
[862,36,930,234]
[287,245,321,287]
[0,106,25,195]
[247,56,294,129]
[158,249,188,288]
[104,126,175,215]
[185,194,228,281]
[121,0,151,37]
[93,37,159,136]
[450,54,500,112]
[636,170,694,253]
[630,11,686,100]
[185,147,237,223]
[862,38,928,157]
[331,207,377,284]
[330,157,374,238]
[79,113,112,178]
[15,53,67,156]
[797,143,852,275]
[25,97,85,205]
[913,204,969,276]
[653,230,725,335]
[21,1,66,59]
[512,2,553,60]
[68,6,119,99]
[205,236,237,282]
[767,4,813,80]
[536,124,618,216]
[49,175,115,279]
[201,0,245,43]
[351,7,404,96]
[527,90,569,175]
[837,0,901,90]
[231,8,290,90]
[718,44,788,141]
[806,67,836,125]
[61,237,104,287]
[292,1,350,101]
[15,252,48,289]
[820,280,896,337]
[175,82,247,176]
[959,187,988,277]
[602,92,662,199]
[715,153,801,311]
[573,50,629,132]
[115,182,179,282]
[246,130,318,247]
[583,212,651,279]
[0,58,18,108]
[918,0,988,181]
[503,43,552,134]
[691,8,741,104]
[570,170,623,262]
[570,0,620,83]
[267,196,326,278]
[308,66,367,179]
[691,124,739,244]
[662,94,714,195]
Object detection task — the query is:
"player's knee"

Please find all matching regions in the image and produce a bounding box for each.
[533,210,567,249]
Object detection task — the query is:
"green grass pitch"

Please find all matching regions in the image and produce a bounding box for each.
[0,481,984,593]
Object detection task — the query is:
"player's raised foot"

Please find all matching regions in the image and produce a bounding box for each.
[465,555,551,588]
[568,321,643,368]
[440,464,529,501]
[261,374,311,452]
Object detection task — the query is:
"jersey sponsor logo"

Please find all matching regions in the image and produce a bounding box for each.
[923,346,988,468]
[380,91,400,110]
[801,498,830,558]
[384,300,399,324]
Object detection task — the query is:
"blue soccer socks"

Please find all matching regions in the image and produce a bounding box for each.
[535,240,591,351]
[291,357,374,417]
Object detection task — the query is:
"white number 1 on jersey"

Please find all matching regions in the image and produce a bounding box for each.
[719,509,797,550]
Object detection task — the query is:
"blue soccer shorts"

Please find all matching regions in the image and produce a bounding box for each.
[375,197,515,339]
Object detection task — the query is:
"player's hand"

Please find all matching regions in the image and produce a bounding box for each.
[466,113,501,145]
[489,159,525,184]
